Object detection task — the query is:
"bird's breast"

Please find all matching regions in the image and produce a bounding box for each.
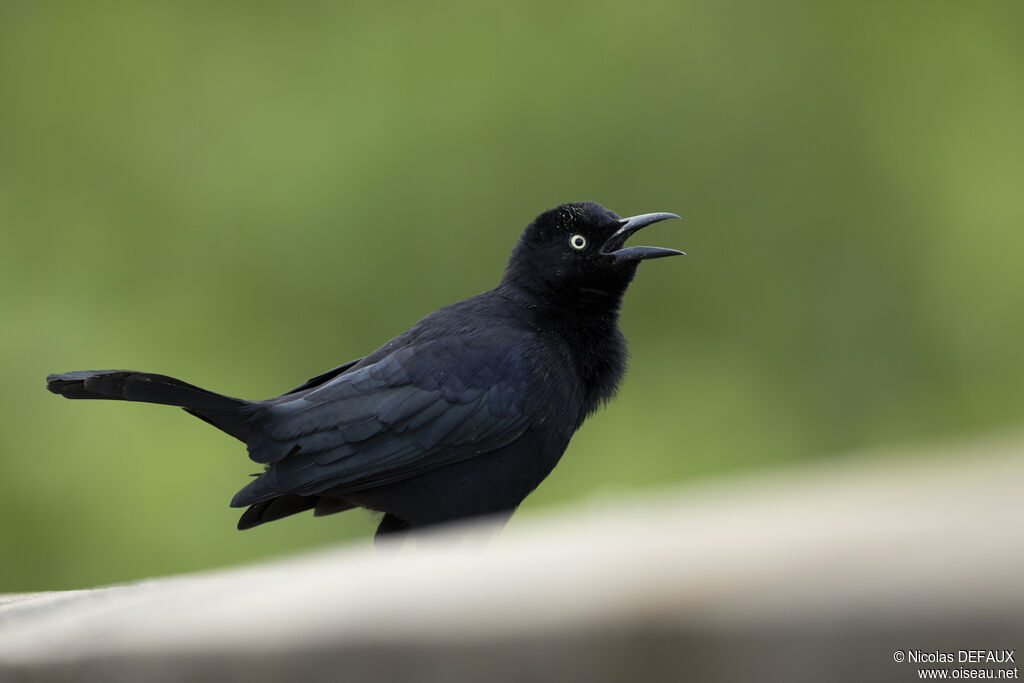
[535,322,627,421]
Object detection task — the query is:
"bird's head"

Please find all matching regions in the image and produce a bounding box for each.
[502,202,682,307]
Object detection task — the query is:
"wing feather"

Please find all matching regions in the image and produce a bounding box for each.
[232,333,531,507]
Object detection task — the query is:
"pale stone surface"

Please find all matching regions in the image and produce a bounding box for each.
[2,438,1022,682]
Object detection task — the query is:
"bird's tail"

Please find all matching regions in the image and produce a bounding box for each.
[46,370,256,442]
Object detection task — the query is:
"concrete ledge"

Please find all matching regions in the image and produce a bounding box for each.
[2,439,1022,682]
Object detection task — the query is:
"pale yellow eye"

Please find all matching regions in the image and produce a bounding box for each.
[569,234,587,250]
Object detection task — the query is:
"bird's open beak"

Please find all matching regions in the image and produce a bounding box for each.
[600,212,684,262]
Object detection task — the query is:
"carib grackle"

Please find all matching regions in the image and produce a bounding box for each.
[47,202,681,542]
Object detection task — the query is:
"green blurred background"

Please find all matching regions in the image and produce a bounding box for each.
[2,2,1022,591]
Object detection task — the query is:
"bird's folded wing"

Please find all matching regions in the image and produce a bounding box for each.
[232,336,530,506]
[280,358,363,396]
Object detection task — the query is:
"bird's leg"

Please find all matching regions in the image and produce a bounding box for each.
[374,513,411,547]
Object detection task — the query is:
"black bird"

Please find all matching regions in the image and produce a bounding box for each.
[47,202,682,542]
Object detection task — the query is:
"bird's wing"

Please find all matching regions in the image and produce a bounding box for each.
[280,358,363,396]
[232,333,530,506]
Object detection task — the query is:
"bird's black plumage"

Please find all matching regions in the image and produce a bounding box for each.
[46,202,682,541]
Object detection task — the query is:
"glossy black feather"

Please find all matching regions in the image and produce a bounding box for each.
[232,323,534,506]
